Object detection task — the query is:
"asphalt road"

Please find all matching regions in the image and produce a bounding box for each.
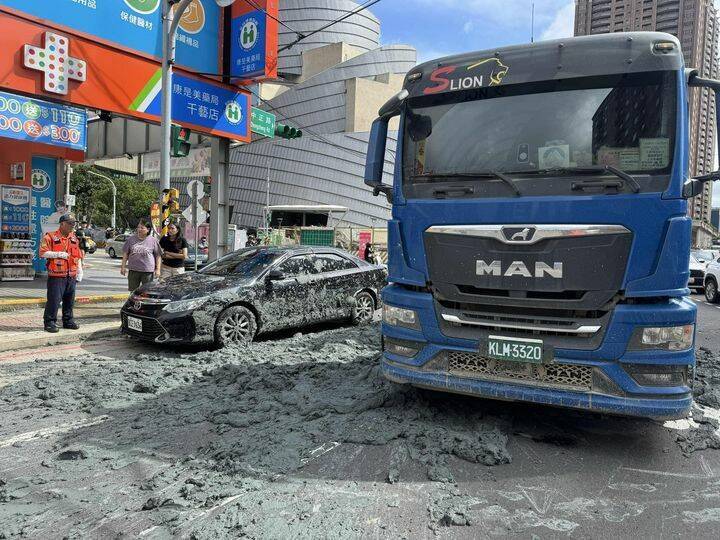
[0,296,718,537]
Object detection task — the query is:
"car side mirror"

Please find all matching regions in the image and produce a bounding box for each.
[266,269,285,281]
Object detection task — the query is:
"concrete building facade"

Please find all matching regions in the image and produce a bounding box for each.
[227,0,416,229]
[575,0,720,247]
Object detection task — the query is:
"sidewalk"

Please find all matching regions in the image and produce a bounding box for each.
[0,301,123,353]
[1,252,129,310]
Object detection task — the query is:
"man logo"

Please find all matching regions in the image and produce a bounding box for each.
[476,260,563,279]
[240,18,259,51]
[224,101,242,125]
[502,226,536,243]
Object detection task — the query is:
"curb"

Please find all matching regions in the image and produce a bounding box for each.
[0,321,120,354]
[0,293,129,312]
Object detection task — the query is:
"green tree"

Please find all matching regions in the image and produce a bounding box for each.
[70,167,158,229]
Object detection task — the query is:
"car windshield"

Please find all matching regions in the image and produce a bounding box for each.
[690,254,700,264]
[403,71,676,198]
[694,250,714,261]
[200,248,282,277]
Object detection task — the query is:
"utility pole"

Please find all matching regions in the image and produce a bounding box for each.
[160,0,193,192]
[265,155,271,238]
[531,2,535,43]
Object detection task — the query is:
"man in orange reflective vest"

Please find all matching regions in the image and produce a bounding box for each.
[39,213,84,333]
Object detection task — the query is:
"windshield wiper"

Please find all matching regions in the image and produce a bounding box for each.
[525,165,641,193]
[414,171,521,196]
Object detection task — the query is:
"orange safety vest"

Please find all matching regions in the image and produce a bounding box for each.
[39,230,83,277]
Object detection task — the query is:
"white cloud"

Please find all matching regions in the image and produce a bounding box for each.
[540,1,575,41]
[463,20,474,34]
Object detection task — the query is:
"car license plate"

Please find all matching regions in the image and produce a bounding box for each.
[487,335,543,363]
[127,316,142,332]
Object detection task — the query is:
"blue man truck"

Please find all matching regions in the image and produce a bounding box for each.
[364,32,720,420]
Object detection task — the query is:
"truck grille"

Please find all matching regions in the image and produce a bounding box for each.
[447,350,593,391]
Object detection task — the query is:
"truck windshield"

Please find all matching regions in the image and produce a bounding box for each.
[403,71,677,198]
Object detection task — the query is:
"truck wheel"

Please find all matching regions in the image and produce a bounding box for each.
[706,278,719,303]
[215,305,257,346]
[108,247,116,258]
[351,291,375,325]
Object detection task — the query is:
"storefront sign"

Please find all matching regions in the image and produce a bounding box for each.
[0,185,31,237]
[0,0,222,74]
[30,157,57,272]
[230,0,278,81]
[143,146,211,179]
[131,72,250,140]
[0,11,251,142]
[0,89,87,151]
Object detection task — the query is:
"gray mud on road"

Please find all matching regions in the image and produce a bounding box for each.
[1,323,720,538]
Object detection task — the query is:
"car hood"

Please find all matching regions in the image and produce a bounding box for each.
[689,261,707,271]
[134,272,253,301]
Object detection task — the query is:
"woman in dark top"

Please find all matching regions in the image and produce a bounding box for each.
[159,223,189,278]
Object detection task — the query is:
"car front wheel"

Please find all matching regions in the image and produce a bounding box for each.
[706,278,719,303]
[215,305,257,346]
[351,291,375,325]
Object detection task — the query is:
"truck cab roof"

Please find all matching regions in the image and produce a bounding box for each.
[404,32,684,99]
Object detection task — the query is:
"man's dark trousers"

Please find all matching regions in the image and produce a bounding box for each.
[44,276,76,327]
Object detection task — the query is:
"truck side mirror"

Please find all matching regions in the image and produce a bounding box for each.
[686,72,720,199]
[364,117,393,203]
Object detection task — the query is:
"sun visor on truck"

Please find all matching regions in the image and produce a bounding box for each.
[404,32,684,99]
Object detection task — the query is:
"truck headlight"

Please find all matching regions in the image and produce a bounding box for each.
[629,325,694,351]
[163,296,209,313]
[623,364,689,386]
[382,304,419,329]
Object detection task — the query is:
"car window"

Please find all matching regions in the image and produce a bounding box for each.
[200,248,282,276]
[313,253,358,273]
[278,255,317,276]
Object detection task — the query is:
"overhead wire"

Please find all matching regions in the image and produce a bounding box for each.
[279,0,383,52]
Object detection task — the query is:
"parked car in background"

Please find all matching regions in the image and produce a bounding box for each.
[704,254,720,303]
[121,246,387,347]
[691,249,717,265]
[184,242,209,271]
[105,234,128,258]
[689,253,707,293]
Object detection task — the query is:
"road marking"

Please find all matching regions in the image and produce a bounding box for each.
[0,415,110,448]
[620,466,716,479]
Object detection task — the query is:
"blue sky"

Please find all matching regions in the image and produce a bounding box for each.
[371,0,575,63]
[370,0,720,207]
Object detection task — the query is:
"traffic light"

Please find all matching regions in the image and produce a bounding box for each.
[171,124,191,157]
[275,123,302,139]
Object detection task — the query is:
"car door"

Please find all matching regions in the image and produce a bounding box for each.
[263,254,319,331]
[311,252,362,320]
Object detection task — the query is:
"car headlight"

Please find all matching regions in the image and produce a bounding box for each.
[163,296,210,313]
[629,324,694,351]
[382,304,419,329]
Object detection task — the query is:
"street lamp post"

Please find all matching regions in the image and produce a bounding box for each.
[160,0,239,192]
[88,170,117,230]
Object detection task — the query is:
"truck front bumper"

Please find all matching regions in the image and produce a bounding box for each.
[381,285,696,420]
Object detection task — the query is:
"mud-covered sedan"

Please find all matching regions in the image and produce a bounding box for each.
[121,246,386,346]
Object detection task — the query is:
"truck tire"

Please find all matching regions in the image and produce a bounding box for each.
[705,278,719,303]
[215,305,257,346]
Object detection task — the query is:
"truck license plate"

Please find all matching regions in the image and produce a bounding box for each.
[127,316,142,332]
[487,335,543,363]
